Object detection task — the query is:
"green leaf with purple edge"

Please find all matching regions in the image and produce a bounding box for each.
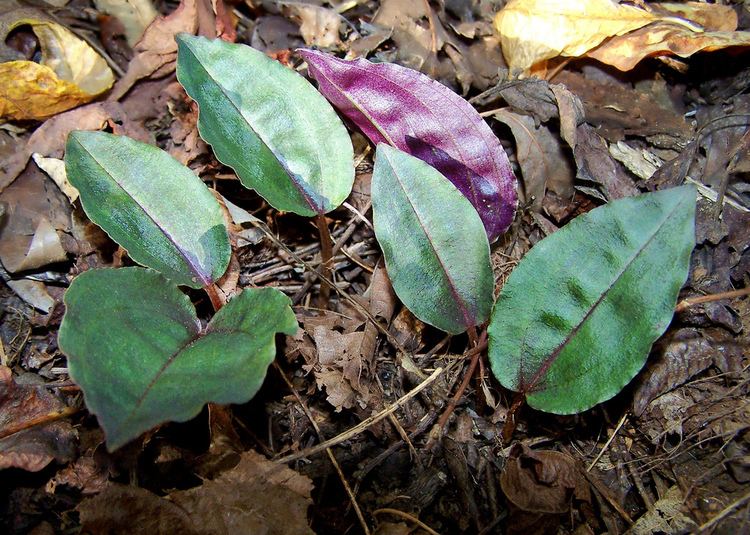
[488,186,696,414]
[299,49,518,242]
[64,131,230,289]
[58,267,298,451]
[372,144,493,334]
[176,34,354,216]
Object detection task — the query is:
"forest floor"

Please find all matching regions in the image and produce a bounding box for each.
[1,0,749,534]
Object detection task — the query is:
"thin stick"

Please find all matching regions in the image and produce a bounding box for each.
[249,218,406,353]
[316,214,334,309]
[373,508,440,535]
[0,406,79,440]
[274,366,446,464]
[698,490,750,532]
[675,287,750,312]
[273,363,371,535]
[587,412,628,472]
[426,334,487,449]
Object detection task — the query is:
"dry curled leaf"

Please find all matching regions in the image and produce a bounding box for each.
[0,10,114,120]
[494,0,662,73]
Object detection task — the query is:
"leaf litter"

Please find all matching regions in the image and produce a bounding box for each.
[1,0,750,533]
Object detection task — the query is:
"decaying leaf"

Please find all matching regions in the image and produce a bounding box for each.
[0,100,148,192]
[629,486,696,534]
[587,3,750,71]
[632,328,746,416]
[6,280,55,313]
[286,3,342,48]
[109,0,198,100]
[78,451,314,535]
[492,109,575,209]
[0,163,70,273]
[0,365,77,472]
[494,0,663,73]
[500,444,590,514]
[0,9,114,120]
[93,0,158,47]
[32,153,78,203]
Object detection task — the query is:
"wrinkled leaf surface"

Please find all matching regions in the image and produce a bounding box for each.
[176,34,353,216]
[488,186,696,414]
[372,145,493,334]
[299,49,517,241]
[58,268,298,451]
[65,131,230,288]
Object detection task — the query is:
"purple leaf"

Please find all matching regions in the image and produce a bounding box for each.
[298,49,518,241]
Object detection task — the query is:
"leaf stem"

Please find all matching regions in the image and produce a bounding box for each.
[426,330,488,449]
[204,283,224,312]
[316,214,334,309]
[501,393,526,443]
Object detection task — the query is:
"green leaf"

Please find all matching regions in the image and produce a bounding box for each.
[372,144,493,334]
[58,268,298,451]
[488,186,696,414]
[65,131,230,289]
[175,34,354,216]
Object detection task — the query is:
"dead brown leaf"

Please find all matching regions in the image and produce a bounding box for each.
[286,3,342,49]
[493,109,575,209]
[501,444,590,514]
[587,3,750,72]
[572,124,639,200]
[79,451,313,534]
[79,484,198,535]
[0,365,77,471]
[109,0,199,101]
[556,70,692,146]
[169,450,314,535]
[632,328,746,416]
[493,0,662,73]
[0,101,146,191]
[0,8,115,120]
[0,163,70,273]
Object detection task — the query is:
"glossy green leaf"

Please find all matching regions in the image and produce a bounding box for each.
[65,131,230,289]
[488,186,696,414]
[175,34,354,216]
[58,268,298,451]
[372,144,493,334]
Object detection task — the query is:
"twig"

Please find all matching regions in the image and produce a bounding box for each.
[675,287,750,312]
[274,362,371,535]
[249,218,407,353]
[315,214,334,309]
[373,508,440,535]
[426,333,488,449]
[587,412,628,472]
[0,406,79,440]
[274,366,446,464]
[698,490,750,532]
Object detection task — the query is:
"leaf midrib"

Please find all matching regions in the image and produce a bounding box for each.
[383,151,474,331]
[182,43,322,214]
[73,137,209,287]
[521,196,687,393]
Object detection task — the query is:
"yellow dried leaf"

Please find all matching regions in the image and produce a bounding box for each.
[587,25,750,71]
[494,0,662,72]
[0,17,114,121]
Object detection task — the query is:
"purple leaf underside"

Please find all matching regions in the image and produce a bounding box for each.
[299,49,518,242]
